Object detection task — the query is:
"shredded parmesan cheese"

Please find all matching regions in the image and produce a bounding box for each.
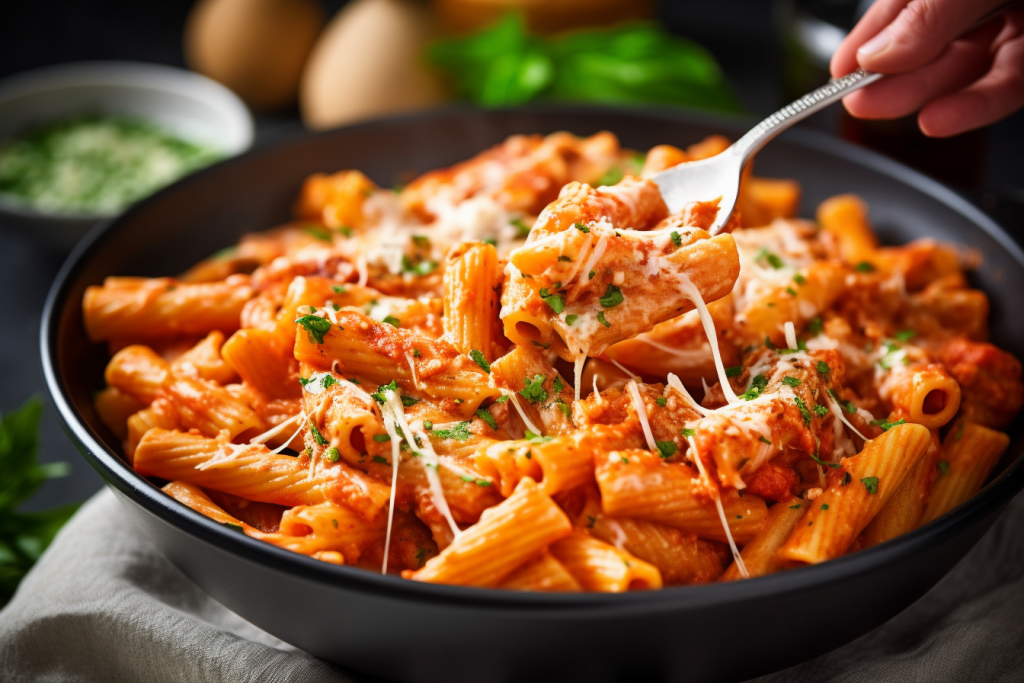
[784,321,798,351]
[248,413,301,445]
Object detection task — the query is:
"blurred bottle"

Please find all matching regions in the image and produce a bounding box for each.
[432,0,654,34]
[779,0,988,189]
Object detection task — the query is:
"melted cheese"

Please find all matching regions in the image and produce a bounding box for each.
[784,321,798,350]
[626,380,657,452]
[379,401,403,575]
[574,356,586,403]
[666,373,711,417]
[269,411,308,455]
[675,272,739,404]
[505,390,542,435]
[687,436,748,578]
[248,412,301,445]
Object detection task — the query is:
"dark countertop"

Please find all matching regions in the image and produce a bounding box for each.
[4,0,1023,514]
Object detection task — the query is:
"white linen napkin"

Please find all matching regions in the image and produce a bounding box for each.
[3,487,1024,682]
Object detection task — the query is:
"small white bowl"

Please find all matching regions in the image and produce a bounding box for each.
[0,61,254,251]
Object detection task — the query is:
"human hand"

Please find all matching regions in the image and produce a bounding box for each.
[831,0,1024,137]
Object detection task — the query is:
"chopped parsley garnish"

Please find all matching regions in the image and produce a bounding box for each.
[759,436,772,445]
[794,397,812,426]
[789,503,802,509]
[855,261,876,272]
[469,349,490,373]
[786,287,798,298]
[597,311,611,328]
[558,255,572,262]
[937,460,951,476]
[861,476,879,494]
[495,395,509,404]
[413,348,421,358]
[432,422,472,441]
[656,441,677,458]
[222,522,245,534]
[670,231,682,247]
[475,408,498,431]
[565,314,578,326]
[372,434,391,443]
[813,404,829,417]
[739,374,768,401]
[765,337,777,350]
[370,380,398,404]
[588,270,596,280]
[809,317,823,335]
[520,375,549,404]
[878,341,908,370]
[828,388,857,414]
[782,376,801,387]
[870,418,906,431]
[599,284,624,308]
[539,288,565,313]
[337,226,354,237]
[820,504,829,511]
[574,222,591,234]
[348,378,360,385]
[793,273,807,285]
[553,376,564,393]
[817,361,830,376]
[894,329,916,342]
[411,235,430,247]
[309,421,328,447]
[423,420,433,430]
[725,365,743,378]
[587,515,596,528]
[401,396,420,407]
[325,447,340,462]
[554,398,571,418]
[295,314,331,344]
[332,284,347,294]
[372,455,389,465]
[524,430,554,443]
[306,226,332,242]
[511,218,532,237]
[655,397,667,407]
[841,472,851,486]
[381,315,401,327]
[681,428,695,438]
[483,237,498,246]
[531,341,550,350]
[755,248,784,269]
[809,450,841,469]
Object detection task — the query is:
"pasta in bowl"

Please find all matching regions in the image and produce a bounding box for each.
[82,128,1022,593]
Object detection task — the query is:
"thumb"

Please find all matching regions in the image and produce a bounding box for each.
[856,0,1006,74]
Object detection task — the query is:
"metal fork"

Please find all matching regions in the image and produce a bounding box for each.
[653,0,1019,235]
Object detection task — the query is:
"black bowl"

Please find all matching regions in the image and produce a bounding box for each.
[41,106,1024,683]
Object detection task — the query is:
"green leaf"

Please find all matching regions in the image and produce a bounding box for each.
[539,288,565,314]
[0,398,79,607]
[861,476,879,494]
[469,350,491,373]
[475,408,499,431]
[431,422,472,441]
[599,284,624,308]
[294,314,331,344]
[656,440,677,458]
[520,375,549,404]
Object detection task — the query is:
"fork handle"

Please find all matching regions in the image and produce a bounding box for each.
[732,68,884,163]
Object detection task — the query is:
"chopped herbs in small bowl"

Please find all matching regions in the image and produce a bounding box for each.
[0,61,252,250]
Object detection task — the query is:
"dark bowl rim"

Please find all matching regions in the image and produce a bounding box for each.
[41,102,1024,612]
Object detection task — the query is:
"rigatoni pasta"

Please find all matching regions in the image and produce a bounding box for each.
[84,129,1022,591]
